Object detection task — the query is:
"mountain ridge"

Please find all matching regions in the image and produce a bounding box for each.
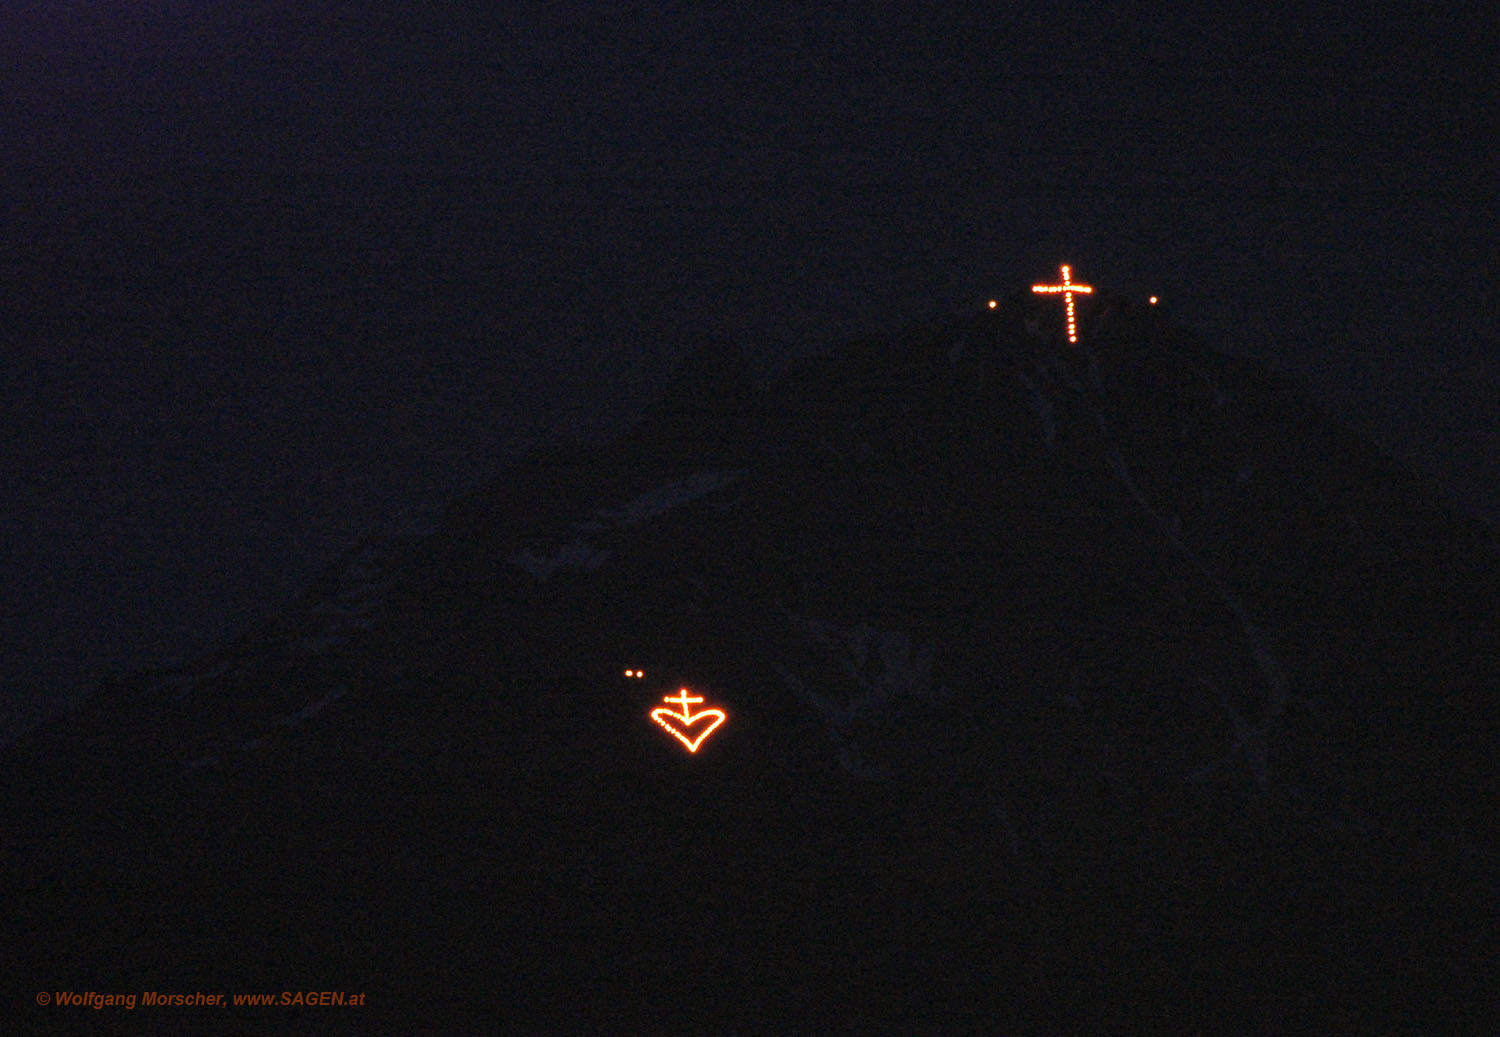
[6,288,1497,1029]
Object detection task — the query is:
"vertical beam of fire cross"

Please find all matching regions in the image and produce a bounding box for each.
[1031,264,1093,343]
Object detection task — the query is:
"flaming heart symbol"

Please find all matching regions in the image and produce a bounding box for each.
[650,689,726,753]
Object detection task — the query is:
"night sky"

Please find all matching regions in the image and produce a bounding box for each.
[2,2,1496,733]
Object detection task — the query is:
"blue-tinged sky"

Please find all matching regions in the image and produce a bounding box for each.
[2,1,1496,733]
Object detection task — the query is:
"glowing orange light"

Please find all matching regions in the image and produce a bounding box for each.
[1149,296,1158,305]
[650,688,726,753]
[988,299,997,309]
[624,669,644,678]
[1031,264,1094,343]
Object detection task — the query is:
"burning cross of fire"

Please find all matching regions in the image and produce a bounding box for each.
[1031,264,1093,343]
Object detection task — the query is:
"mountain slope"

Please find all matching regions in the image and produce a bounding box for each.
[6,289,1498,1030]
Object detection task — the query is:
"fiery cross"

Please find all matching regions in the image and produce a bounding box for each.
[660,690,704,719]
[1031,264,1093,343]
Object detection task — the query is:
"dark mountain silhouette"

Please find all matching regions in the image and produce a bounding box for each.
[6,287,1498,1031]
